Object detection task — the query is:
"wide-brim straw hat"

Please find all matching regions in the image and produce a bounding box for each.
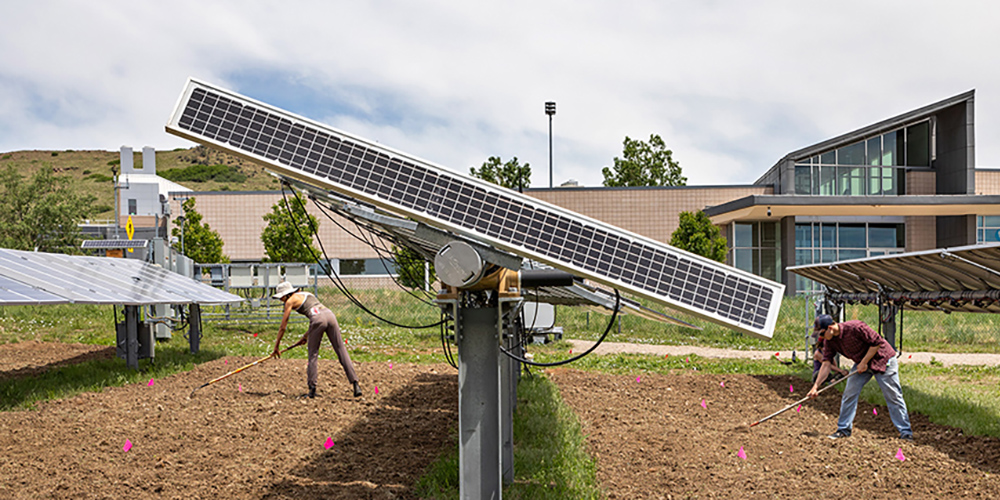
[272,281,298,299]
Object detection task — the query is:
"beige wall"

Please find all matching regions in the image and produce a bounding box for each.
[527,185,771,245]
[168,192,385,262]
[975,170,1000,195]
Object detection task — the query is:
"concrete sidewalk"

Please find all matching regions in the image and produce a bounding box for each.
[565,340,1000,367]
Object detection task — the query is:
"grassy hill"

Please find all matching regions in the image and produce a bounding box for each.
[0,146,283,221]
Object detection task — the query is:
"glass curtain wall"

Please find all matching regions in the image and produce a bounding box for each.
[730,222,780,282]
[794,222,905,292]
[977,216,1000,244]
[793,120,931,196]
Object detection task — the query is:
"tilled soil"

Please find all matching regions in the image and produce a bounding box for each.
[0,340,115,381]
[2,342,1000,499]
[549,368,1000,499]
[0,347,458,499]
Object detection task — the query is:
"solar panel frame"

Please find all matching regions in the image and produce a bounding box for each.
[166,78,784,338]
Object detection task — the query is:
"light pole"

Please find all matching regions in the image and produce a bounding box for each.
[545,101,556,188]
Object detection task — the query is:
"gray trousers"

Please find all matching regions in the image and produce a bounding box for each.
[306,308,358,388]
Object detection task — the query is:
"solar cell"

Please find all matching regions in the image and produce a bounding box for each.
[0,275,67,305]
[166,79,784,337]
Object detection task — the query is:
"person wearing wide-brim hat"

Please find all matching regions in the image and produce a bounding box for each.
[272,281,361,398]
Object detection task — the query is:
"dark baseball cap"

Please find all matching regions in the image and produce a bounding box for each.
[814,314,835,335]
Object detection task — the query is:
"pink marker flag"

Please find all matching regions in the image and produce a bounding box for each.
[375,386,379,394]
[123,439,132,452]
[789,384,794,393]
[147,379,154,387]
[795,405,802,413]
[895,448,906,461]
[636,376,641,383]
[224,360,228,365]
[238,383,242,392]
[737,446,747,460]
[873,408,878,416]
[700,399,707,409]
[685,357,690,363]
[388,361,393,369]
[324,437,334,450]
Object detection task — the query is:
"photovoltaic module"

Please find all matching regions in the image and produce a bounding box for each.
[165,79,784,338]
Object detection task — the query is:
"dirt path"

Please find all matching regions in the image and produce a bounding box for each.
[566,339,1000,367]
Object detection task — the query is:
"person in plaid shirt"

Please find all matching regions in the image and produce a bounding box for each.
[807,314,913,441]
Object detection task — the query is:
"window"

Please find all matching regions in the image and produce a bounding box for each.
[128,199,137,215]
[794,222,905,292]
[730,222,780,281]
[977,216,1000,244]
[338,258,399,276]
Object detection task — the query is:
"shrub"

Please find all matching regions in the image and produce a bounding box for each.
[159,164,247,183]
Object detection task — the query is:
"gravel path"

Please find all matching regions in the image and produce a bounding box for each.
[566,339,1000,367]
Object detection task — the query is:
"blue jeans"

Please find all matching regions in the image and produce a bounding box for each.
[837,356,912,438]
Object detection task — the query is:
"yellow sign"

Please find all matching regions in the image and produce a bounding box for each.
[126,216,135,252]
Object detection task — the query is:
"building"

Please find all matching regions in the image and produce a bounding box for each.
[164,91,1000,295]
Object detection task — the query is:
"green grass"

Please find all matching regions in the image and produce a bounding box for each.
[415,373,603,500]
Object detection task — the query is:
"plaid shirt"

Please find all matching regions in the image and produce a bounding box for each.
[822,320,895,373]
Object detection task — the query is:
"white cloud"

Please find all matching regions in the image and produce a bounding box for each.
[2,0,1000,186]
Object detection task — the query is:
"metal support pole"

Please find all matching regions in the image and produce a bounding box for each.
[189,304,202,354]
[548,115,553,189]
[458,305,502,500]
[125,305,139,370]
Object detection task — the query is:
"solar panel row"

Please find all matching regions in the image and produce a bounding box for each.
[167,79,783,337]
[81,239,149,249]
[0,249,243,306]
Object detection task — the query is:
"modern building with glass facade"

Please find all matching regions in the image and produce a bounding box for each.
[704,90,1000,295]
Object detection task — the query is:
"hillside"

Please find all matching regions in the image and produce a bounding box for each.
[0,146,283,221]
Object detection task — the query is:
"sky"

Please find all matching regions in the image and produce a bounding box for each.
[1,1,999,188]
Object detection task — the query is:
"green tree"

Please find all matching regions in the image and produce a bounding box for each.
[0,166,95,252]
[172,198,229,263]
[602,134,686,187]
[470,156,531,190]
[391,245,434,290]
[670,211,727,263]
[260,197,320,263]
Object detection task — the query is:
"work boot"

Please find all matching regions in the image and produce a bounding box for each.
[308,386,316,399]
[353,381,362,398]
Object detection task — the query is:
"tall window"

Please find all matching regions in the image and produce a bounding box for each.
[794,222,905,292]
[128,199,137,215]
[730,222,780,282]
[793,120,931,196]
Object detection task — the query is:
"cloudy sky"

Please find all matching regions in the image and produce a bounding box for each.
[1,1,998,187]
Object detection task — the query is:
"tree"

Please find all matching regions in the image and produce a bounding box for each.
[602,134,686,187]
[391,245,434,290]
[469,156,531,190]
[260,196,320,263]
[670,211,727,263]
[0,166,95,252]
[172,198,229,263]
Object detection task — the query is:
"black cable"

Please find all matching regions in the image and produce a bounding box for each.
[312,197,436,304]
[280,184,445,329]
[499,289,620,367]
[440,311,457,369]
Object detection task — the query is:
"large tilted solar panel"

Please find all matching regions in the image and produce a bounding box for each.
[166,79,784,337]
[0,275,67,305]
[306,189,698,329]
[0,248,243,306]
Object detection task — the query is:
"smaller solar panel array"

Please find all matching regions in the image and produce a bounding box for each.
[166,79,784,337]
[81,239,149,249]
[0,248,243,306]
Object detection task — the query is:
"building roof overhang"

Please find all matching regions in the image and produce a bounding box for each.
[705,194,1000,224]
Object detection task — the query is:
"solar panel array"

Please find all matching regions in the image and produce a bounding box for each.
[81,239,149,249]
[0,249,243,306]
[166,79,784,337]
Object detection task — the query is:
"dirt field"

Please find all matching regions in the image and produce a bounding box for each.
[2,342,999,499]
